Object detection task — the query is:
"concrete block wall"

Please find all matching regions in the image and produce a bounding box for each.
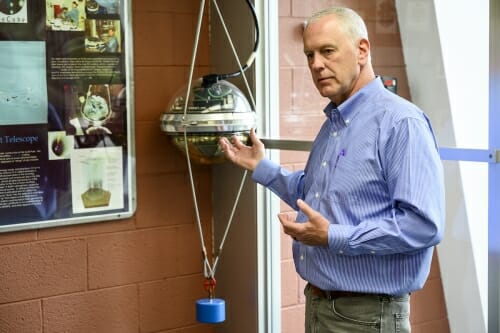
[0,1,216,332]
[277,1,451,332]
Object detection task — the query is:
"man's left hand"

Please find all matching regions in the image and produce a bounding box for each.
[277,199,329,246]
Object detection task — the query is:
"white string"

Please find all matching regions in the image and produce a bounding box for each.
[211,0,256,110]
[182,0,257,280]
[181,0,215,277]
[211,167,248,274]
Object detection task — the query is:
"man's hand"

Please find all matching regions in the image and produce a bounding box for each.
[219,128,265,171]
[278,199,329,246]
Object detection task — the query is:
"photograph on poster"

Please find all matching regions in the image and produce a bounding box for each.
[0,0,27,23]
[70,146,124,213]
[0,41,47,125]
[46,0,86,31]
[63,83,125,146]
[85,0,120,16]
[84,19,121,53]
[48,130,74,160]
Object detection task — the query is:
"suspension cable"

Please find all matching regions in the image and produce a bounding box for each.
[181,0,215,277]
[182,0,258,280]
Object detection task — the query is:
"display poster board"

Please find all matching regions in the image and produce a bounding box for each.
[0,0,135,232]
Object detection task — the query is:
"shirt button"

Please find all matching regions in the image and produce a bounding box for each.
[345,119,350,124]
[332,131,338,137]
[370,251,375,254]
[315,192,319,198]
[300,255,304,261]
[339,250,344,254]
[322,161,327,167]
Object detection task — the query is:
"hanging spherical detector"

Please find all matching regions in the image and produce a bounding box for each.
[161,79,256,164]
[160,0,260,324]
[160,0,259,165]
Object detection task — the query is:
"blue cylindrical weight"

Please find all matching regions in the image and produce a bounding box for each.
[196,298,225,323]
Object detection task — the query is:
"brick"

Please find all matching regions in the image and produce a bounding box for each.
[135,66,188,122]
[280,114,325,141]
[282,260,299,306]
[135,121,188,175]
[0,239,86,303]
[133,12,174,66]
[43,286,138,333]
[172,13,210,67]
[37,217,136,240]
[156,325,216,333]
[136,173,191,228]
[279,195,295,213]
[88,229,176,288]
[136,172,212,229]
[139,275,205,332]
[281,229,294,261]
[427,250,441,280]
[177,224,209,276]
[280,68,293,113]
[291,0,363,18]
[88,227,206,289]
[298,278,307,304]
[133,1,199,14]
[280,149,311,166]
[279,17,306,68]
[412,319,450,333]
[290,68,330,113]
[0,230,37,246]
[281,305,305,333]
[365,20,402,48]
[0,300,41,333]
[135,119,218,175]
[279,0,292,17]
[410,278,448,324]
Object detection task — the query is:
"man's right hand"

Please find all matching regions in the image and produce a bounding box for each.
[219,128,265,171]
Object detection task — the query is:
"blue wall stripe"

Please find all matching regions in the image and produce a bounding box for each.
[438,147,497,163]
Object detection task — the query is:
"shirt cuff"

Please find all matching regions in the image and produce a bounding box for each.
[251,158,280,186]
[328,224,352,253]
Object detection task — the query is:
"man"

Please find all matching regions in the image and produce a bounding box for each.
[219,6,445,333]
[104,27,119,53]
[65,1,80,27]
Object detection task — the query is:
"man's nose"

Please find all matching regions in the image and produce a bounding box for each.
[309,54,324,70]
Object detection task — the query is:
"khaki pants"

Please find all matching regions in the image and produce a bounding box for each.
[304,284,411,333]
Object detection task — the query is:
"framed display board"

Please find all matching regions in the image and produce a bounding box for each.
[0,0,136,232]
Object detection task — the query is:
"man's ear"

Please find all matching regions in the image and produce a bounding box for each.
[357,38,370,65]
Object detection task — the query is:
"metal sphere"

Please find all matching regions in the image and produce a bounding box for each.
[160,79,256,164]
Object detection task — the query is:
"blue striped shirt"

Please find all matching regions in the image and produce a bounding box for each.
[252,78,445,295]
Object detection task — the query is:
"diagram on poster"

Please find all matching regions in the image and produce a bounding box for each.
[0,42,48,125]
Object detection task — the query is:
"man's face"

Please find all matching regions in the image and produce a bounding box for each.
[303,15,362,105]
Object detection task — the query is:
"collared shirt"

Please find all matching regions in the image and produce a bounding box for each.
[252,77,445,295]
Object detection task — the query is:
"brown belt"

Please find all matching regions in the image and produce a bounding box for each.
[309,284,386,300]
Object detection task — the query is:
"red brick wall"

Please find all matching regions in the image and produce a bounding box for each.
[278,1,450,332]
[0,1,216,332]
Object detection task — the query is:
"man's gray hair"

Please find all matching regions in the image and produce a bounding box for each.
[304,7,368,42]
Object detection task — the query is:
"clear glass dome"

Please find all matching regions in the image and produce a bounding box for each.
[160,78,257,164]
